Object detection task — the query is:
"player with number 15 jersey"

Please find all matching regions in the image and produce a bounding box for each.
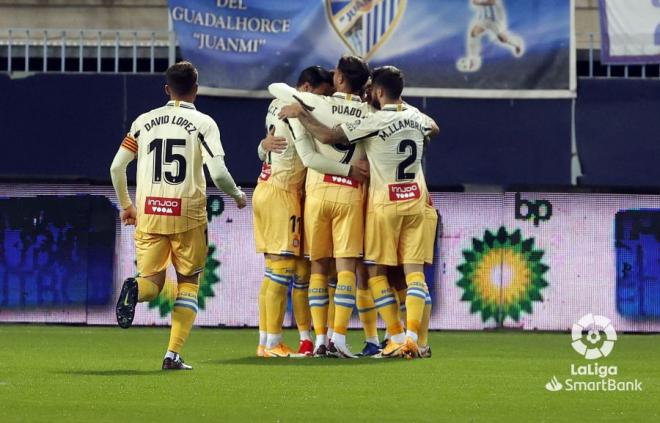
[110,61,246,370]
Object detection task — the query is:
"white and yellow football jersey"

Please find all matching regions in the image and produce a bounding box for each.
[341,103,434,210]
[122,100,224,235]
[253,99,306,256]
[269,84,373,259]
[290,91,372,205]
[340,103,435,265]
[258,98,307,193]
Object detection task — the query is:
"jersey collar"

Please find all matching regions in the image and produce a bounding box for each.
[332,92,363,102]
[166,100,196,110]
[381,103,407,112]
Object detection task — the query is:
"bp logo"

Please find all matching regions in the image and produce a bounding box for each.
[147,245,220,317]
[571,314,617,360]
[456,227,549,323]
[146,195,225,317]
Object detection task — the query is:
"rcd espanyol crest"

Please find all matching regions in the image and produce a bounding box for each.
[326,0,406,60]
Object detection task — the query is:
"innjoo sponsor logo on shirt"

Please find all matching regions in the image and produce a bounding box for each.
[145,196,182,216]
[545,314,643,393]
[388,182,421,201]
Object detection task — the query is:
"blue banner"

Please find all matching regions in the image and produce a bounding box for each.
[169,0,575,98]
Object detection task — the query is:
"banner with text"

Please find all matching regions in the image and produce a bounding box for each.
[599,0,660,64]
[169,0,575,98]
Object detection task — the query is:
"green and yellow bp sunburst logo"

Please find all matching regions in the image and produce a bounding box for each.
[148,244,221,317]
[456,227,549,324]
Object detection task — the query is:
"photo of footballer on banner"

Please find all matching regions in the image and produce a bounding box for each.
[456,0,525,73]
[168,0,576,98]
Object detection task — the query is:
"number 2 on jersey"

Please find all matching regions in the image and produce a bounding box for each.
[396,139,417,181]
[148,138,187,184]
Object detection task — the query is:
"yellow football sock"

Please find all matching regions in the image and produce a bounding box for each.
[308,273,329,335]
[258,259,272,342]
[396,287,407,323]
[333,271,356,335]
[405,272,429,340]
[293,258,311,332]
[357,288,378,339]
[136,277,160,302]
[266,259,295,336]
[327,276,337,333]
[167,282,199,353]
[419,292,432,347]
[258,276,270,335]
[368,276,403,336]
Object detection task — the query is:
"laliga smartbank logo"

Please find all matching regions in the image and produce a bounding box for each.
[571,313,616,359]
[545,314,643,392]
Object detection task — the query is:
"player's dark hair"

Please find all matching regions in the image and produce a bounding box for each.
[371,66,404,99]
[165,61,198,96]
[336,55,371,93]
[296,66,333,89]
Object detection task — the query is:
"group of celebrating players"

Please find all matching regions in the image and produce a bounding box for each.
[253,55,439,359]
[110,54,438,370]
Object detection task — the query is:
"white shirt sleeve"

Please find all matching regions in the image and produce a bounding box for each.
[205,155,243,200]
[339,114,383,144]
[200,118,226,163]
[109,147,135,209]
[420,112,436,137]
[268,83,298,103]
[257,141,268,162]
[289,119,350,176]
[268,83,322,112]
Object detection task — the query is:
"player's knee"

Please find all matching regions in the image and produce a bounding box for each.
[471,26,484,37]
[176,272,200,285]
[335,257,357,273]
[311,257,330,275]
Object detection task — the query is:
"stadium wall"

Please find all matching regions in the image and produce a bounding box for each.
[2,74,658,188]
[1,185,659,332]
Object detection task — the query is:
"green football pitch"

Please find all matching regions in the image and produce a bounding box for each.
[0,325,658,422]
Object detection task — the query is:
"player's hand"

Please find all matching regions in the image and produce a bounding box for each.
[349,165,367,183]
[234,191,247,209]
[120,205,137,226]
[262,127,287,154]
[278,103,304,120]
[356,159,370,179]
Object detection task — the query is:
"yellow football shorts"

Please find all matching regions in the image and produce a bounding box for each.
[304,194,364,260]
[135,224,208,277]
[423,204,439,265]
[364,203,425,266]
[252,182,302,256]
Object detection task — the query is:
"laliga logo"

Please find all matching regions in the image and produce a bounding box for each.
[571,314,617,360]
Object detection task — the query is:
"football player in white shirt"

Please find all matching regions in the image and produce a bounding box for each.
[110,61,246,370]
[457,0,525,73]
[253,66,359,358]
[279,66,439,358]
[268,56,372,358]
